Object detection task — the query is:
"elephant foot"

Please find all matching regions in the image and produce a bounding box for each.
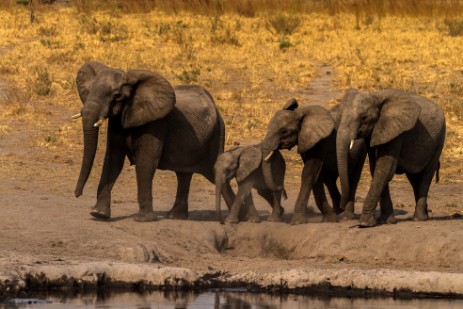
[290,213,308,225]
[268,214,283,222]
[168,203,188,220]
[90,205,110,220]
[322,212,337,223]
[133,210,157,222]
[248,215,261,223]
[225,216,239,224]
[412,209,428,221]
[341,210,357,221]
[378,212,397,224]
[359,213,377,228]
[268,207,284,222]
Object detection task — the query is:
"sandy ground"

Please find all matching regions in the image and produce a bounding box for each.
[0,65,462,298]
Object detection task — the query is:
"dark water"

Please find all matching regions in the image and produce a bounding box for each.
[2,291,462,309]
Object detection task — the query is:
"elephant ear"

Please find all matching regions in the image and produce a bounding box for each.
[283,98,298,111]
[236,146,262,183]
[76,61,108,103]
[122,69,176,128]
[370,92,421,147]
[297,105,335,153]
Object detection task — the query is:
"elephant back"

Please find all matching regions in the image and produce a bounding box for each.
[171,85,218,144]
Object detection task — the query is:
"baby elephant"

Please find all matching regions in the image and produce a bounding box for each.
[214,144,287,224]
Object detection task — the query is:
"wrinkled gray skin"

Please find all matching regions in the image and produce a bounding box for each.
[74,61,234,222]
[261,98,367,224]
[214,144,286,224]
[336,88,446,227]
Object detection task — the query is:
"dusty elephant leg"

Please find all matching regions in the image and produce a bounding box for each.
[226,180,254,224]
[326,179,342,215]
[245,194,261,223]
[377,184,397,224]
[360,154,397,228]
[408,170,434,221]
[132,127,164,222]
[132,162,158,222]
[168,172,193,220]
[313,180,337,223]
[257,188,284,222]
[291,155,323,225]
[92,138,126,220]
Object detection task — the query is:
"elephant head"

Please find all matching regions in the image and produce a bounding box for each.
[336,88,421,209]
[214,146,262,222]
[261,98,335,158]
[73,61,176,197]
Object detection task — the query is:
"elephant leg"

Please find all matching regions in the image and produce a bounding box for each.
[203,171,235,211]
[132,125,165,222]
[226,179,254,224]
[291,155,323,225]
[92,135,126,220]
[377,184,397,224]
[257,188,284,222]
[168,172,193,220]
[407,169,434,221]
[325,179,342,215]
[313,179,337,222]
[245,194,261,223]
[360,141,400,227]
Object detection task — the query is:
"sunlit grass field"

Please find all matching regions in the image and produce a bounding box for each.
[1,1,463,181]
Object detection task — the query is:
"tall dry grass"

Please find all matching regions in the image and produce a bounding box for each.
[1,1,463,179]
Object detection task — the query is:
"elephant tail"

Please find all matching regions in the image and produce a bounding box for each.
[435,161,440,183]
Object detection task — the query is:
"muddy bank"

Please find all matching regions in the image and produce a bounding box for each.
[1,260,463,299]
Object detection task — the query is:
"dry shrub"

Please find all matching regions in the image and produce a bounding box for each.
[266,14,301,36]
[31,66,52,96]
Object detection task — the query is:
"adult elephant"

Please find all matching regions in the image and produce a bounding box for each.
[73,61,233,222]
[260,98,366,224]
[336,88,446,227]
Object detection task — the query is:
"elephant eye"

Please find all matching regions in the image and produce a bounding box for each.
[112,92,123,101]
[279,129,290,136]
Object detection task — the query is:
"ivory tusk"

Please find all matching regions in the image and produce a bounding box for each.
[349,140,355,150]
[71,112,82,119]
[264,150,274,161]
[94,117,105,127]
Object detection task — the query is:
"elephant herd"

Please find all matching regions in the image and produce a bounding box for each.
[73,61,446,228]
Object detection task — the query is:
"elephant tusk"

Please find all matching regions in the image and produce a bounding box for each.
[71,112,82,119]
[349,140,354,150]
[264,150,274,161]
[94,117,105,127]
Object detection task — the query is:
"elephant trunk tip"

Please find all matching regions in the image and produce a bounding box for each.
[74,187,83,197]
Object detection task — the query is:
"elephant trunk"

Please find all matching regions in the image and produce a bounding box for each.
[215,178,224,224]
[259,142,279,191]
[336,131,352,210]
[74,103,100,197]
[261,155,278,191]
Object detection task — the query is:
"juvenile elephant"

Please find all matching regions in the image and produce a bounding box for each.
[261,98,367,224]
[73,61,233,221]
[336,88,446,227]
[214,144,286,224]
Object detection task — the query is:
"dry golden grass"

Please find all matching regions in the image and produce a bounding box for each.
[1,2,463,180]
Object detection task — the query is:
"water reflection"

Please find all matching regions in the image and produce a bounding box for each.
[2,290,462,309]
